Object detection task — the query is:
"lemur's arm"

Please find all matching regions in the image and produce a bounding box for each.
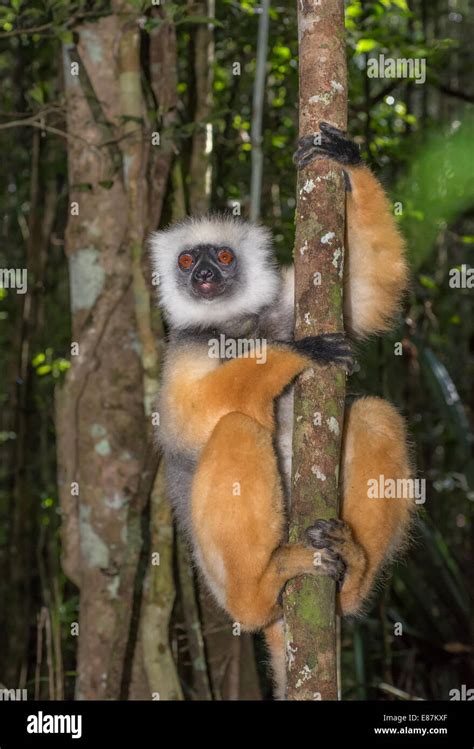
[293,122,408,338]
[162,335,352,452]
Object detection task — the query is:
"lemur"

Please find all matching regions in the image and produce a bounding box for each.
[150,123,414,699]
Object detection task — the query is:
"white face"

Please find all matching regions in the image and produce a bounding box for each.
[150,216,281,329]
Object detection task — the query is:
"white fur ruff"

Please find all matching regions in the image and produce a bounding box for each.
[149,215,280,329]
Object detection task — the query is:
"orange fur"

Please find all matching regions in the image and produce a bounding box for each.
[338,397,414,615]
[192,411,343,629]
[160,344,311,454]
[344,165,408,337]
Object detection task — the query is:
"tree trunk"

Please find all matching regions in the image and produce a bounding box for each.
[56,8,179,700]
[188,0,215,215]
[283,0,347,701]
[250,0,270,222]
[140,6,184,700]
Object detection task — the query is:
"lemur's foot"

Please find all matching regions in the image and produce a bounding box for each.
[309,543,346,581]
[307,518,349,548]
[293,121,362,170]
[306,519,365,591]
[294,333,354,374]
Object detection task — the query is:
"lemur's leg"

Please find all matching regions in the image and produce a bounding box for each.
[294,122,408,337]
[167,335,352,448]
[263,400,413,701]
[307,397,414,616]
[191,412,345,631]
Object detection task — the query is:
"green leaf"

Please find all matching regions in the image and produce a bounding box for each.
[36,365,52,376]
[273,45,291,61]
[392,0,409,10]
[119,115,143,125]
[418,274,436,289]
[32,352,46,367]
[355,39,378,54]
[52,358,70,376]
[29,85,44,104]
[271,135,287,149]
[60,30,74,44]
[72,183,93,192]
[177,15,223,27]
[346,3,363,19]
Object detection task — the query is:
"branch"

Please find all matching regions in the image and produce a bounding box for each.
[438,84,474,104]
[0,10,115,39]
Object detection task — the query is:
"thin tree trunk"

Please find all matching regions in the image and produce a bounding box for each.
[6,129,38,687]
[283,0,347,701]
[198,588,262,700]
[188,0,215,214]
[250,0,270,222]
[140,5,184,699]
[140,462,183,700]
[177,535,213,700]
[148,5,179,233]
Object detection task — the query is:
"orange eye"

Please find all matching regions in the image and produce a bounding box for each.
[217,249,234,265]
[178,253,194,270]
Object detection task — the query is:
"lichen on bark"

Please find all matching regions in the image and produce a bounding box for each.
[283,0,347,701]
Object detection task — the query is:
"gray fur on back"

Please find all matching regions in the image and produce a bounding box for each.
[164,451,197,537]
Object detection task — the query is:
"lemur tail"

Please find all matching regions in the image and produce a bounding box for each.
[263,618,286,700]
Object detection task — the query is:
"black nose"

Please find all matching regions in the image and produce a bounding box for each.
[194,266,214,283]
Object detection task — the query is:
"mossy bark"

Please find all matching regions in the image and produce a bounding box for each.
[283,0,347,701]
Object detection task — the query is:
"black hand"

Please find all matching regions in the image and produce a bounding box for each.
[293,121,362,170]
[293,333,354,373]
